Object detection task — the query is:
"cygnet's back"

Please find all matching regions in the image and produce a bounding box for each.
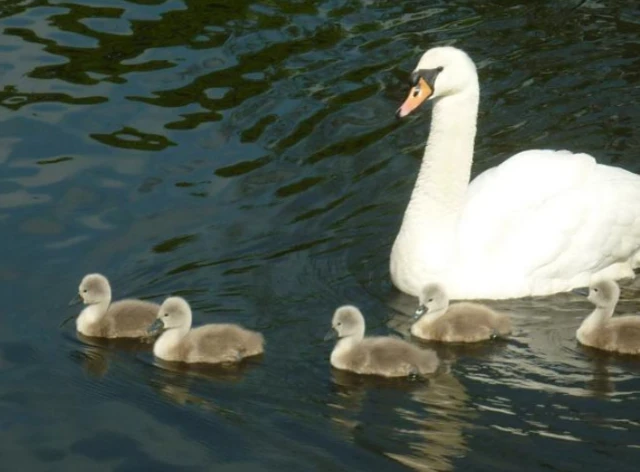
[577,280,640,355]
[328,305,438,377]
[342,336,439,377]
[411,283,511,343]
[172,324,264,364]
[152,297,264,364]
[75,273,159,338]
[599,319,640,355]
[91,300,160,338]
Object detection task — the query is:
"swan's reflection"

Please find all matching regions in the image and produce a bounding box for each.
[328,369,472,471]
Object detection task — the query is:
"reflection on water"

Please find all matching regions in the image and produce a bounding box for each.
[1,0,640,470]
[151,355,264,383]
[71,333,155,378]
[329,369,471,471]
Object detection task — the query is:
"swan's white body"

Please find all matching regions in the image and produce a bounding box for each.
[391,47,640,300]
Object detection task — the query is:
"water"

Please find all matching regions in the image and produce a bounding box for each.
[1,0,640,470]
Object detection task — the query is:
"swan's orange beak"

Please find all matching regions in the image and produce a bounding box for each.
[396,77,433,118]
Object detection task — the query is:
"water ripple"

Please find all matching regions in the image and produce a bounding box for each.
[1,0,640,470]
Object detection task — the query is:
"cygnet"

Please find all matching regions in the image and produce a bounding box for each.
[575,280,640,355]
[72,273,159,338]
[325,305,438,377]
[149,297,264,364]
[411,283,511,343]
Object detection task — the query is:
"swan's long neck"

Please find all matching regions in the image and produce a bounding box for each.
[391,89,478,293]
[406,92,478,242]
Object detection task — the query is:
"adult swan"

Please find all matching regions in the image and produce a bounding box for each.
[391,46,640,300]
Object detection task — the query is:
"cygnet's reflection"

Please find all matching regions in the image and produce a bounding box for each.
[151,355,263,384]
[71,334,154,378]
[328,369,472,471]
[388,280,640,403]
[72,331,262,385]
[578,343,640,399]
[147,358,263,420]
[579,346,616,398]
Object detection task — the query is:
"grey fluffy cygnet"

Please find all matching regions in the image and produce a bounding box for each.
[149,297,264,364]
[411,283,512,343]
[325,305,438,377]
[74,273,159,338]
[576,280,640,355]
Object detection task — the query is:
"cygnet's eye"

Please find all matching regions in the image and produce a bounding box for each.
[593,288,599,293]
[83,289,87,293]
[337,322,342,326]
[163,313,169,317]
[428,298,434,302]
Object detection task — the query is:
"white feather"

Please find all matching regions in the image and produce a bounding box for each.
[391,47,640,300]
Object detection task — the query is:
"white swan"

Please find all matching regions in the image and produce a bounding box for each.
[391,46,640,300]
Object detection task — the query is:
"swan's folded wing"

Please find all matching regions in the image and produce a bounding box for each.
[459,150,640,281]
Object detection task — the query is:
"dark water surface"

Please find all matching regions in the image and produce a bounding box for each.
[1,0,640,470]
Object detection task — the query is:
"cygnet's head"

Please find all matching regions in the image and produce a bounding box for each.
[587,280,620,309]
[79,273,112,305]
[415,283,449,318]
[397,46,478,118]
[156,297,193,330]
[328,305,366,340]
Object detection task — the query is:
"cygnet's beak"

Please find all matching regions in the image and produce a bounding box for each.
[571,287,589,297]
[68,293,83,306]
[396,77,433,119]
[147,318,165,335]
[323,328,338,341]
[412,305,427,320]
